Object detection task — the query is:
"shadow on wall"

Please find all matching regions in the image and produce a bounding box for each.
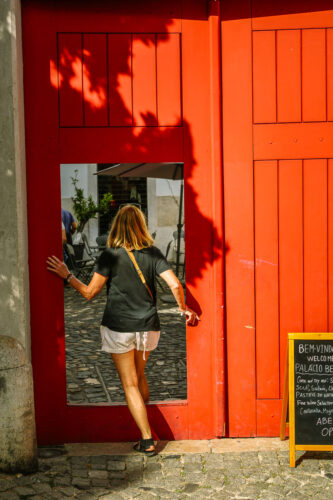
[19,0,333,442]
[27,0,330,356]
[46,0,333,291]
[49,5,222,291]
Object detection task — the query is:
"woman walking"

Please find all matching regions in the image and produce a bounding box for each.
[47,205,199,456]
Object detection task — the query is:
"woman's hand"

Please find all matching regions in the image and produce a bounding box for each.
[47,255,69,279]
[182,306,200,326]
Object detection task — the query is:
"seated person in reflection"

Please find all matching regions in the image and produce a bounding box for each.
[61,222,67,245]
[61,208,77,245]
[62,221,69,267]
[47,205,198,456]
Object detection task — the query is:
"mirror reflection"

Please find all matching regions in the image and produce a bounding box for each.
[61,163,187,405]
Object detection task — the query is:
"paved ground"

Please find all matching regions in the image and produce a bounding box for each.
[1,439,333,499]
[64,279,187,404]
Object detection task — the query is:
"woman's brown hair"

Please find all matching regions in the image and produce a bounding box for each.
[107,205,154,250]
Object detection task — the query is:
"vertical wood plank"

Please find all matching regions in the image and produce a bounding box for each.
[252,30,276,123]
[256,400,282,437]
[303,159,328,331]
[328,160,333,330]
[255,160,279,399]
[289,339,296,468]
[182,0,220,439]
[83,34,108,126]
[327,29,333,121]
[302,29,326,122]
[58,34,83,127]
[132,34,157,126]
[222,1,256,436]
[276,30,301,123]
[279,160,303,396]
[156,34,181,126]
[108,34,133,126]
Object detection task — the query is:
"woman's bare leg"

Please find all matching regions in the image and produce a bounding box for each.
[134,350,150,402]
[111,351,154,449]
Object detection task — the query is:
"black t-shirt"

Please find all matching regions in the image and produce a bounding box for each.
[95,246,171,332]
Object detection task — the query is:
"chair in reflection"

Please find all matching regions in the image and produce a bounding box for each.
[64,243,95,283]
[95,233,108,249]
[81,233,103,262]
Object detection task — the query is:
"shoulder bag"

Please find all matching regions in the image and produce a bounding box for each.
[125,248,154,301]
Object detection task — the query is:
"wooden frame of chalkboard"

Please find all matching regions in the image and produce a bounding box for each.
[288,333,333,467]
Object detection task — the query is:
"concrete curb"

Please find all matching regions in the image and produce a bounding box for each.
[65,438,289,456]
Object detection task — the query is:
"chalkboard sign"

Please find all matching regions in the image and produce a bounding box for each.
[287,333,333,467]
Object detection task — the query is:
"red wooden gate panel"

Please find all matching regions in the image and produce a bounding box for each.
[57,33,181,128]
[223,0,333,436]
[22,0,224,443]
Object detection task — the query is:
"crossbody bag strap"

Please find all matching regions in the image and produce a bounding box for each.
[125,248,154,301]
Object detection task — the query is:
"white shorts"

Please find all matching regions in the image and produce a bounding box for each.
[100,326,160,359]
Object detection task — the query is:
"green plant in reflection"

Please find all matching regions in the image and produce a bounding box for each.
[71,169,113,233]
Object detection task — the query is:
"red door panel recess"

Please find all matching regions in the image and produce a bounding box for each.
[22,0,224,443]
[223,0,333,436]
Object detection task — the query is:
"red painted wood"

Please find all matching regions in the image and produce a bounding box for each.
[58,34,84,127]
[302,29,326,122]
[256,399,282,437]
[329,159,333,331]
[25,0,333,441]
[156,34,181,126]
[254,122,333,160]
[22,1,66,445]
[254,160,279,399]
[49,0,182,34]
[22,0,224,443]
[252,0,333,30]
[276,30,301,123]
[278,160,303,397]
[207,0,225,438]
[108,34,133,126]
[182,0,219,439]
[59,127,183,164]
[252,31,276,123]
[223,1,333,437]
[327,30,333,121]
[83,34,108,126]
[222,0,256,437]
[303,159,328,331]
[132,34,157,126]
[64,403,189,443]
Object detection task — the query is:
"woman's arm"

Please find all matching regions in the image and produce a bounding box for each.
[47,255,107,300]
[159,269,199,325]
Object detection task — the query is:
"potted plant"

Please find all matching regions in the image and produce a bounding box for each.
[71,170,113,259]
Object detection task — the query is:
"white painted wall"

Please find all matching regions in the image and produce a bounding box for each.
[156,178,182,196]
[147,178,184,257]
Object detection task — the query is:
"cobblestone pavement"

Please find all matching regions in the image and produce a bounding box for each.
[64,281,187,405]
[1,441,333,499]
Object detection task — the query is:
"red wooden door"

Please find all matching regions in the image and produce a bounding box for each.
[22,0,224,443]
[222,0,333,436]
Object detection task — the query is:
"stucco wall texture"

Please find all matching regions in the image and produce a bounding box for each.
[0,0,31,354]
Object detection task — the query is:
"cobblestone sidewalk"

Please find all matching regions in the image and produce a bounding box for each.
[1,440,333,499]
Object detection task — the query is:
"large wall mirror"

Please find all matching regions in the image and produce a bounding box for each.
[60,163,186,405]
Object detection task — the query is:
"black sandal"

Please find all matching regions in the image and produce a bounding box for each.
[133,438,156,456]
